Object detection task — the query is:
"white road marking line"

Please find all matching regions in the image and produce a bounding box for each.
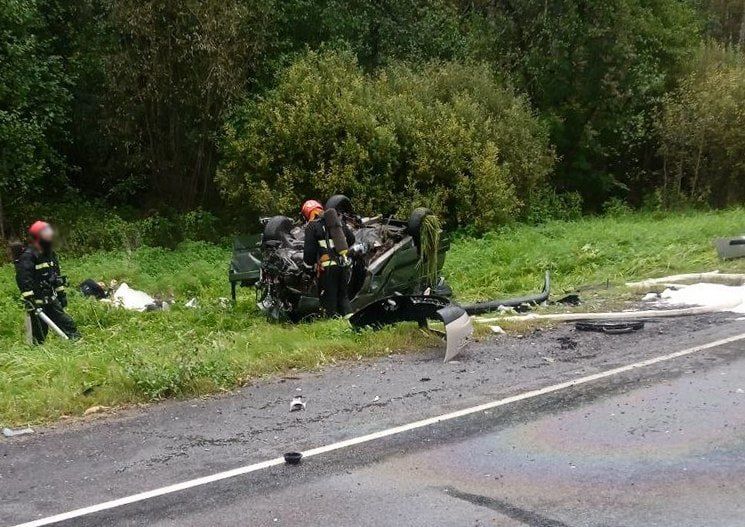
[12,332,745,527]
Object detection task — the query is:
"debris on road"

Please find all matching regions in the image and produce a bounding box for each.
[284,452,303,465]
[576,320,645,334]
[557,336,578,349]
[2,427,34,438]
[289,396,306,412]
[489,325,505,334]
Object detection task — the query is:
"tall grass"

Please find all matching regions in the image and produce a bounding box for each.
[3,209,745,425]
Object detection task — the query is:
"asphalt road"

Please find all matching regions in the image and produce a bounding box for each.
[3,314,745,526]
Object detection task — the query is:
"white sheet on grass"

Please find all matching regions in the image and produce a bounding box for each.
[111,283,156,312]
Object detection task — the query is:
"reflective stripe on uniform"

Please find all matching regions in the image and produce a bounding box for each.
[320,260,337,268]
[35,262,51,270]
[21,291,34,298]
[318,239,335,249]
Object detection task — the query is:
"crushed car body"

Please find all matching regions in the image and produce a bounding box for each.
[229,196,473,360]
[230,196,451,321]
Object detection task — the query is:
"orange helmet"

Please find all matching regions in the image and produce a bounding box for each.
[28,220,52,241]
[301,199,323,221]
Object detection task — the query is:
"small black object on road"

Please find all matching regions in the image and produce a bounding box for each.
[284,452,303,465]
[575,320,645,334]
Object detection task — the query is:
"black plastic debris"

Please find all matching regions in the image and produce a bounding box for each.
[461,271,550,315]
[556,293,581,306]
[284,452,303,465]
[575,320,645,334]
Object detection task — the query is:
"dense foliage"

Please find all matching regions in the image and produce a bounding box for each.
[459,0,701,208]
[0,0,71,238]
[218,52,554,230]
[1,0,744,237]
[656,45,745,207]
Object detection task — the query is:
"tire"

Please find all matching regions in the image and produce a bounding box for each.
[407,207,432,247]
[325,194,354,215]
[575,320,645,334]
[262,215,294,244]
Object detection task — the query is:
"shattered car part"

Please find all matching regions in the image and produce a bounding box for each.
[715,237,745,260]
[348,295,473,362]
[575,320,645,334]
[461,271,551,315]
[289,396,306,412]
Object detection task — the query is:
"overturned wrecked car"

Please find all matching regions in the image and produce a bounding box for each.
[229,195,549,361]
[229,195,451,320]
[229,196,473,360]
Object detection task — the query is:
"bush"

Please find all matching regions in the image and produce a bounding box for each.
[1,199,224,259]
[656,44,745,208]
[217,50,555,231]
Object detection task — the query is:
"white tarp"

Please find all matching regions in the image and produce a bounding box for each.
[657,283,745,314]
[111,283,157,312]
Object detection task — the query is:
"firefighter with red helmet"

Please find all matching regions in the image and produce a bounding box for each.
[302,200,356,316]
[14,221,80,344]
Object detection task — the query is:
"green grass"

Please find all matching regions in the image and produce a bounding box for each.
[3,209,745,426]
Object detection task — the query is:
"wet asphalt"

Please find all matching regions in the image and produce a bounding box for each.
[2,313,745,526]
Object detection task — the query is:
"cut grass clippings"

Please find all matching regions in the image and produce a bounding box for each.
[3,209,745,426]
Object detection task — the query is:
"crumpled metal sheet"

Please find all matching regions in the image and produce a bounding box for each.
[349,295,473,362]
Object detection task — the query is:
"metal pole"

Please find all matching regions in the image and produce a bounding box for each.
[36,309,70,340]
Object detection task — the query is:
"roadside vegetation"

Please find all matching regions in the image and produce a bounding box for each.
[2,0,745,426]
[3,208,745,426]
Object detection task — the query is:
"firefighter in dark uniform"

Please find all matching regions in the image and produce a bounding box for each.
[302,200,356,317]
[14,221,80,344]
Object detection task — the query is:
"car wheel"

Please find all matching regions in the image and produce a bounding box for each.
[325,194,354,215]
[262,215,294,244]
[407,207,433,247]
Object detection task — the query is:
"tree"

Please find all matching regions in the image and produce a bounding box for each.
[99,0,274,210]
[458,0,700,209]
[276,0,466,70]
[0,0,72,236]
[656,44,745,207]
[218,50,554,231]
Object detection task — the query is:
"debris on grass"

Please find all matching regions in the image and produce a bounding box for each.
[83,405,110,416]
[556,294,581,306]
